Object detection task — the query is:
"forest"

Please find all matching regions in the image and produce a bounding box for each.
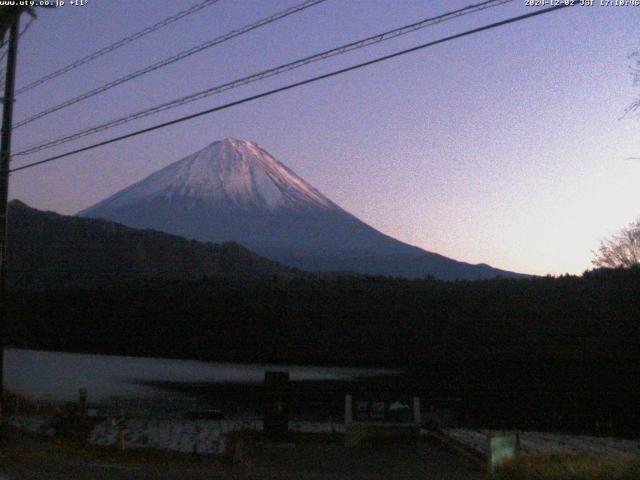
[6,266,640,434]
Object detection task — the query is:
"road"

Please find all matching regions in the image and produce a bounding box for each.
[245,440,484,480]
[0,431,483,479]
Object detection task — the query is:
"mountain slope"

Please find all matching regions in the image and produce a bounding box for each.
[6,200,292,289]
[79,138,525,280]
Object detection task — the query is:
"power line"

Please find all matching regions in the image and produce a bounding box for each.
[10,4,573,174]
[13,0,222,96]
[13,0,328,129]
[14,0,513,158]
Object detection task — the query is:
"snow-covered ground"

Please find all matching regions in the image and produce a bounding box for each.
[89,418,237,455]
[444,428,640,456]
[12,414,639,458]
[89,418,345,455]
[9,414,344,456]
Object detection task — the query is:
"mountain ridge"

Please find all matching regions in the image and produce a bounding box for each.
[83,138,337,213]
[79,138,527,280]
[6,199,293,289]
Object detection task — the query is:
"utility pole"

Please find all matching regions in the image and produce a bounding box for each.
[0,11,21,431]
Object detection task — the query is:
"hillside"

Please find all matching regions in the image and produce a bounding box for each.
[5,200,292,289]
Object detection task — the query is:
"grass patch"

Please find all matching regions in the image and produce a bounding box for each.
[495,453,640,480]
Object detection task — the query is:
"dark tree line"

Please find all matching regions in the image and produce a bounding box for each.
[6,266,640,435]
[7,266,639,368]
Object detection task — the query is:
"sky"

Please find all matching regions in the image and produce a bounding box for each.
[6,0,640,276]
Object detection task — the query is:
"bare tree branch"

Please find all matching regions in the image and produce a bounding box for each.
[592,219,640,269]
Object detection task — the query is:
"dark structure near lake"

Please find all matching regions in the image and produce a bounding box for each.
[264,371,290,440]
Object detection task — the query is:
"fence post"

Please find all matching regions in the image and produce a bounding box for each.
[412,397,421,425]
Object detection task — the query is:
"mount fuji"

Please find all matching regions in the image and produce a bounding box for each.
[79,138,523,280]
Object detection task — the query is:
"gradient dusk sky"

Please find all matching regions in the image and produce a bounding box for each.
[7,0,640,276]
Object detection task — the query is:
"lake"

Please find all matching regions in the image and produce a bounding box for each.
[3,348,391,411]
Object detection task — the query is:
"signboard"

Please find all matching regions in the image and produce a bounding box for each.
[487,431,521,474]
[344,395,421,446]
[346,395,420,425]
[353,399,414,423]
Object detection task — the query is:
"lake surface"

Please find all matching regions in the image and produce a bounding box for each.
[3,348,389,406]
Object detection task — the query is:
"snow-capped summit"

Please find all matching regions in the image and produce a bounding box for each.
[80,138,524,280]
[87,137,335,212]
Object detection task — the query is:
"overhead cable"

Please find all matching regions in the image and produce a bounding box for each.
[14,0,513,157]
[13,0,328,129]
[9,4,574,174]
[14,0,222,95]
